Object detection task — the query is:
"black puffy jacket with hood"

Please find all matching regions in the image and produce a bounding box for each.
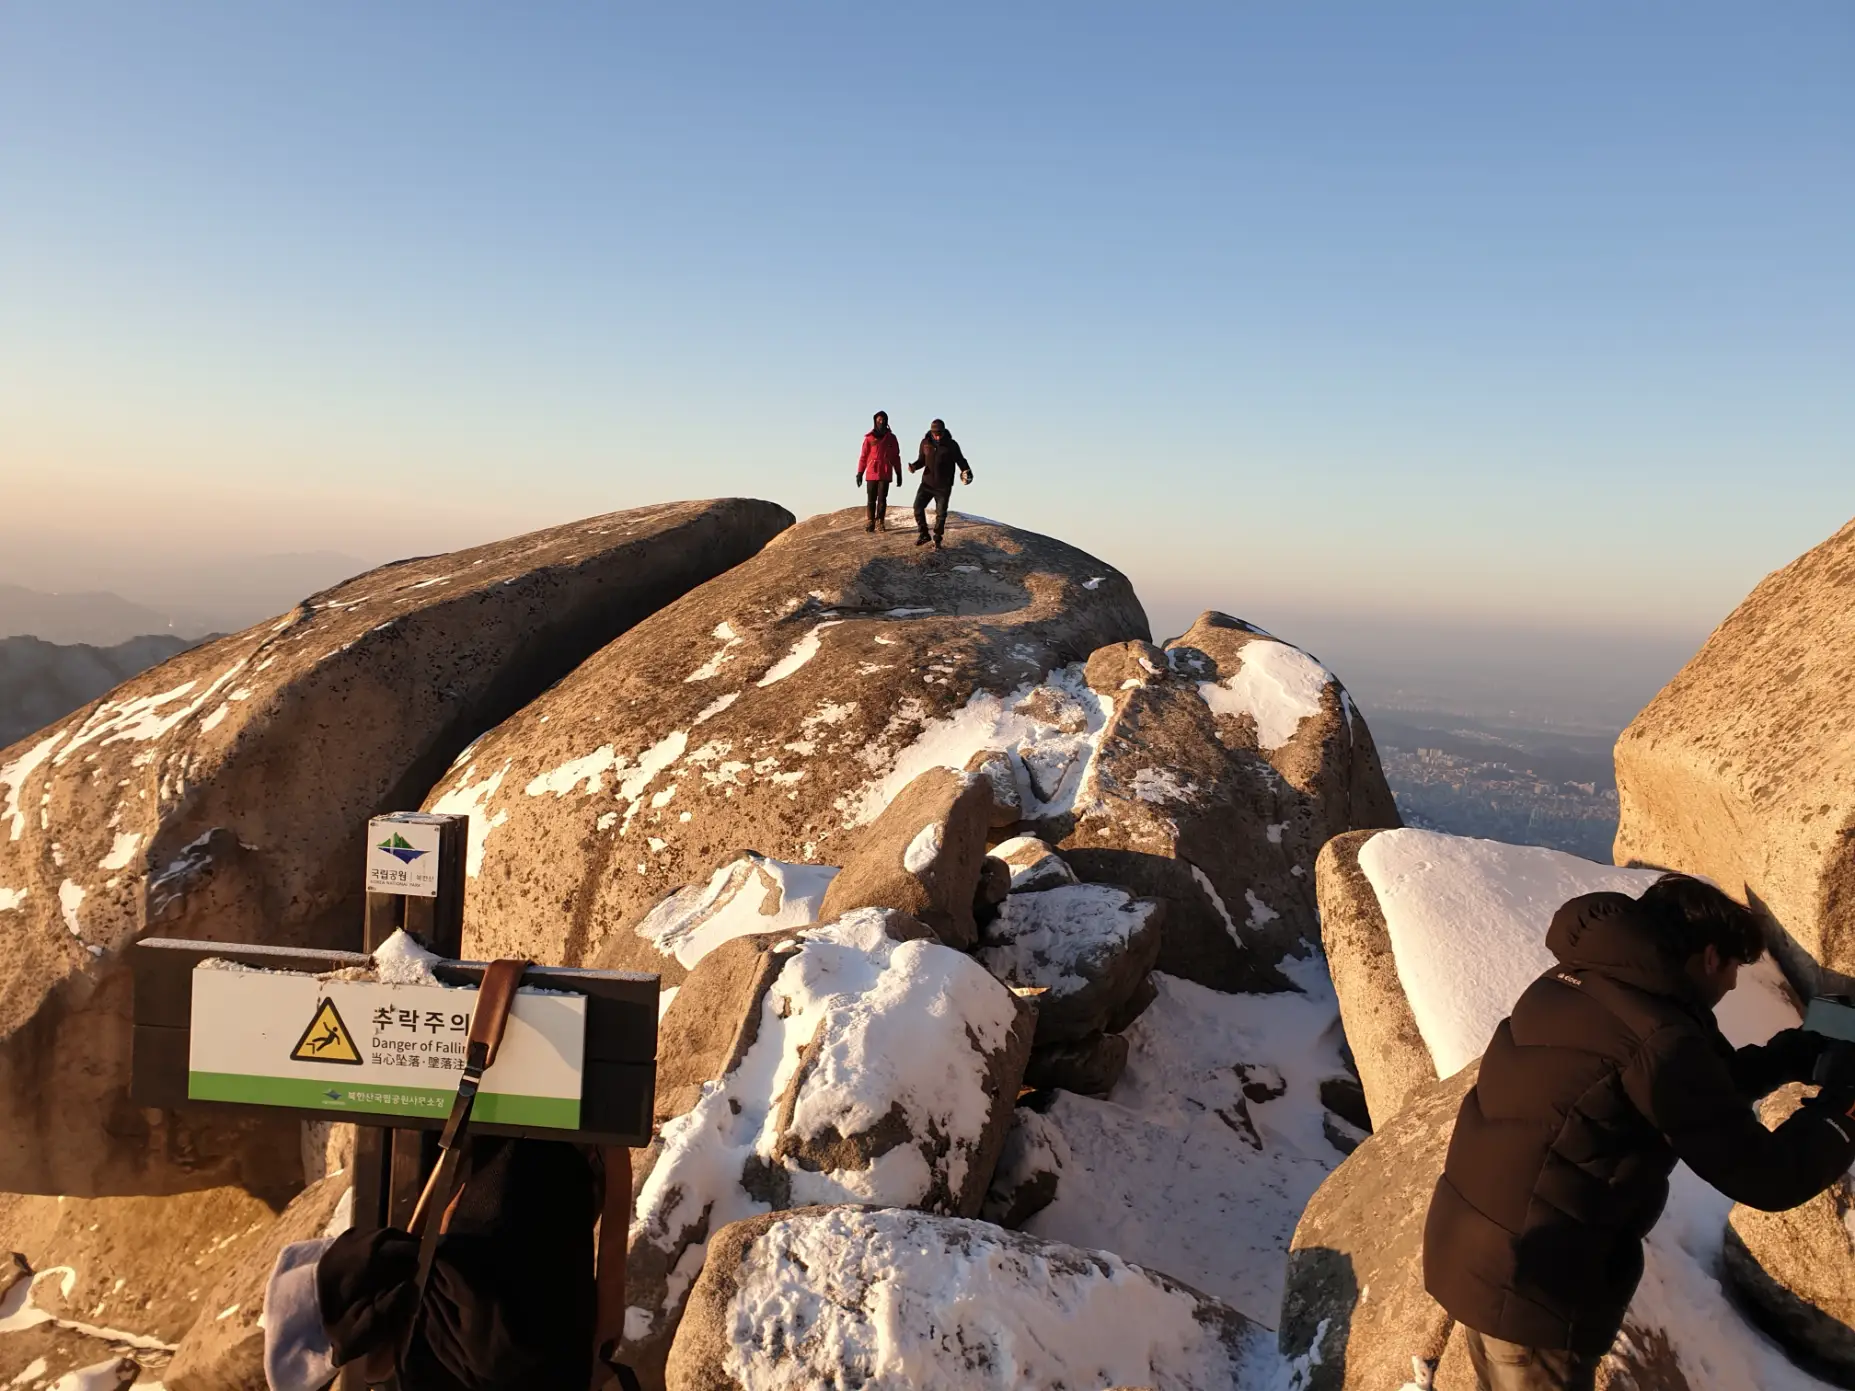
[1423,890,1855,1355]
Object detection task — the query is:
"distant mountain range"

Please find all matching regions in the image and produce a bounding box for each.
[0,552,370,646]
[0,633,207,748]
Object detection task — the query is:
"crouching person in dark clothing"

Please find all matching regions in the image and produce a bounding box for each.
[1423,874,1855,1390]
[909,418,973,549]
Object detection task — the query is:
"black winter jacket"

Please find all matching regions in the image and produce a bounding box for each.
[1423,891,1855,1355]
[913,432,971,490]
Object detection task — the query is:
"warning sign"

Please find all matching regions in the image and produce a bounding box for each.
[185,965,584,1129]
[290,998,363,1065]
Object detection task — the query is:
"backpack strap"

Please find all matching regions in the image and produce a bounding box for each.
[397,958,531,1369]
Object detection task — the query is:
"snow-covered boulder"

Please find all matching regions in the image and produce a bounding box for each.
[1306,826,1834,1390]
[1723,1084,1855,1378]
[663,1206,1274,1391]
[162,1173,352,1391]
[1058,613,1399,996]
[816,765,1000,950]
[0,1181,296,1388]
[620,909,1036,1389]
[992,833,1079,892]
[975,882,1163,1043]
[419,507,1148,983]
[1317,828,1679,1125]
[1002,965,1356,1330]
[0,498,792,1196]
[1615,516,1855,993]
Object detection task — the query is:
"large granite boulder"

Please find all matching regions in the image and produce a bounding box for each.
[663,1206,1271,1391]
[0,498,792,1196]
[1056,615,1399,995]
[1615,517,1855,994]
[816,765,999,950]
[973,882,1163,1043]
[0,1182,291,1387]
[1315,827,1670,1126]
[621,908,1036,1389]
[1723,1083,1855,1380]
[422,508,1147,981]
[162,1173,352,1390]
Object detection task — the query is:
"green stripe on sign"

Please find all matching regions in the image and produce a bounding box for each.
[188,1072,580,1130]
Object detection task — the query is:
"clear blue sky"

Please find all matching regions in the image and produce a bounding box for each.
[2,2,1849,636]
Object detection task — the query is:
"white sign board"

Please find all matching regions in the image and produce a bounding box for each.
[187,966,585,1129]
[365,813,444,898]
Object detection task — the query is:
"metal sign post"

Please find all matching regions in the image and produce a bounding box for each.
[127,810,656,1391]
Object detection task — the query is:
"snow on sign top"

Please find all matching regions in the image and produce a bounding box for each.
[365,813,446,897]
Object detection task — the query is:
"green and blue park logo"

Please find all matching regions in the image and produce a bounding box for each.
[376,831,428,865]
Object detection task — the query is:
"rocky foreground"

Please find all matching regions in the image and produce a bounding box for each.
[1,503,1852,1389]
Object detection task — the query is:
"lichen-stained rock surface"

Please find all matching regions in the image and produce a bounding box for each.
[620,908,1036,1390]
[1723,1084,1855,1381]
[1615,516,1855,993]
[0,498,792,1196]
[423,508,1147,980]
[663,1206,1274,1391]
[162,1173,353,1391]
[816,765,999,950]
[1056,614,1399,996]
[0,1182,293,1387]
[974,882,1163,1043]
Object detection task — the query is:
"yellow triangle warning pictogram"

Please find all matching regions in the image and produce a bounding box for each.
[290,997,364,1066]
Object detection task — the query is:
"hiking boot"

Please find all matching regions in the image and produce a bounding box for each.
[933,537,944,550]
[865,519,875,533]
[915,533,932,547]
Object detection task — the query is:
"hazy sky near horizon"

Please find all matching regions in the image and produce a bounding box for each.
[3,3,1849,634]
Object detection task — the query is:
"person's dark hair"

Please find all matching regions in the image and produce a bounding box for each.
[931,418,945,431]
[873,410,887,425]
[1639,873,1765,964]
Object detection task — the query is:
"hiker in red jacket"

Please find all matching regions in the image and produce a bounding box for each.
[856,412,903,532]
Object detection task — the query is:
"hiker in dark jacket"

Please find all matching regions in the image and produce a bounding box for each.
[856,411,902,532]
[908,418,973,549]
[1423,873,1855,1390]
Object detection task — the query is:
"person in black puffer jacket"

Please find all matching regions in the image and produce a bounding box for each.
[909,418,973,549]
[1423,873,1855,1391]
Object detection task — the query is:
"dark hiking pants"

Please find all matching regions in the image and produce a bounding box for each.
[865,479,890,526]
[914,481,953,540]
[1463,1330,1598,1391]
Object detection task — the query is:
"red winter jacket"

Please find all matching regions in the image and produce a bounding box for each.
[858,429,902,483]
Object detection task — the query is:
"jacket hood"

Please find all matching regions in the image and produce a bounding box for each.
[1547,891,1706,1014]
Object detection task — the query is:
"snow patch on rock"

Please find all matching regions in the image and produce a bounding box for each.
[902,821,944,875]
[429,760,512,877]
[0,887,26,912]
[98,831,142,872]
[976,883,1158,999]
[2,727,67,840]
[58,879,86,938]
[756,621,842,688]
[373,929,445,985]
[1197,640,1331,752]
[634,853,840,969]
[685,621,743,682]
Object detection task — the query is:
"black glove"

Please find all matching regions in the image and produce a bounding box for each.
[318,1227,420,1368]
[1813,1039,1855,1089]
[1762,1027,1833,1083]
